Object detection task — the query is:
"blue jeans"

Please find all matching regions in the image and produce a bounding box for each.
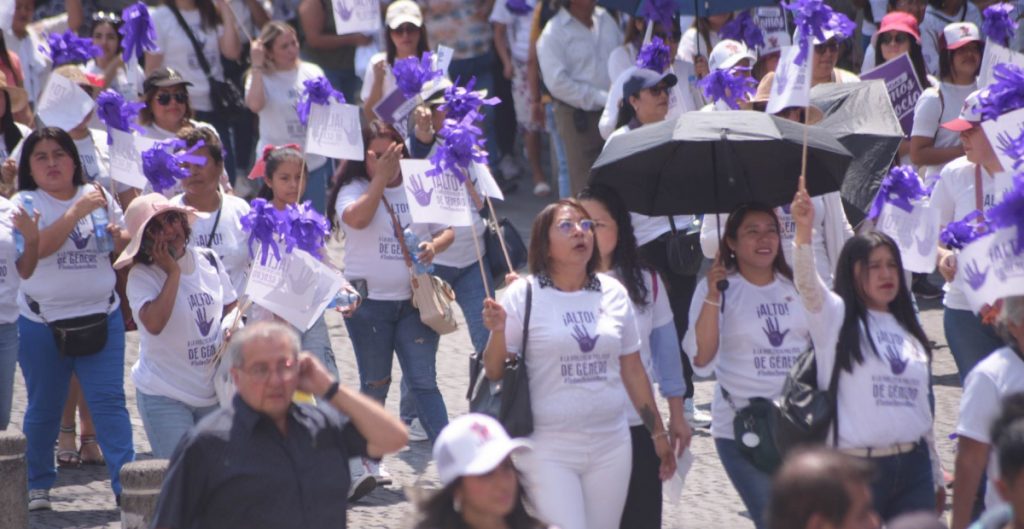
[301,160,334,216]
[18,314,134,494]
[715,438,773,529]
[0,322,17,429]
[343,298,448,441]
[136,390,218,458]
[302,312,338,378]
[944,307,1004,383]
[449,53,501,166]
[866,442,935,522]
[545,102,571,199]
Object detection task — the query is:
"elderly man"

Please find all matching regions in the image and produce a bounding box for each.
[767,448,881,529]
[151,321,408,529]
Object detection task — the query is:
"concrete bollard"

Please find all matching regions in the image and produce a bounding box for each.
[0,429,28,529]
[120,459,168,529]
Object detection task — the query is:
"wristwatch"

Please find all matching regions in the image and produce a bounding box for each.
[322,380,340,402]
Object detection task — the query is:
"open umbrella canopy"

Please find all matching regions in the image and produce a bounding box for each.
[589,110,852,216]
[597,0,776,19]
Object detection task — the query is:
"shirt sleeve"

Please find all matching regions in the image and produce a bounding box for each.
[911,88,941,139]
[214,252,238,305]
[490,0,512,25]
[650,322,686,398]
[682,278,715,377]
[616,290,642,356]
[151,430,208,529]
[500,277,527,355]
[956,367,1001,443]
[340,422,370,459]
[127,266,162,321]
[359,56,380,102]
[335,180,368,221]
[537,22,607,110]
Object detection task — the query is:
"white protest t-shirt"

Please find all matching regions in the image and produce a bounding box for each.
[489,0,532,63]
[432,174,487,269]
[613,269,674,427]
[84,60,143,102]
[501,274,642,435]
[360,52,396,104]
[129,247,236,407]
[171,193,252,296]
[13,187,125,322]
[151,6,226,112]
[0,123,32,166]
[336,179,439,300]
[245,62,328,171]
[930,157,1017,310]
[911,82,976,183]
[0,197,22,323]
[683,273,811,440]
[957,346,1024,510]
[75,129,132,194]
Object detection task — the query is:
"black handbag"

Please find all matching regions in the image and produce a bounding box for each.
[168,5,247,114]
[26,293,114,357]
[484,212,528,289]
[492,282,533,437]
[665,216,704,276]
[771,348,842,457]
[722,386,783,474]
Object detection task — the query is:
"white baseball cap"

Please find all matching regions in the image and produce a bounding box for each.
[433,414,531,486]
[944,22,981,51]
[941,88,985,131]
[709,39,756,72]
[386,0,423,30]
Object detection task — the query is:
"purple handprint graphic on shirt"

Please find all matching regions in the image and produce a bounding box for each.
[334,0,354,21]
[883,344,909,376]
[68,225,92,250]
[195,306,214,337]
[761,317,790,347]
[409,174,434,207]
[963,259,989,291]
[571,324,599,353]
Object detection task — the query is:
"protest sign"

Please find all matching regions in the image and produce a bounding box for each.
[246,249,343,331]
[0,2,13,32]
[470,163,504,201]
[755,6,786,34]
[306,101,364,160]
[979,41,1024,88]
[860,53,922,136]
[109,129,159,189]
[37,74,96,131]
[373,88,420,125]
[876,203,939,273]
[982,107,1024,174]
[400,159,474,227]
[957,227,1024,312]
[767,45,812,115]
[332,0,381,36]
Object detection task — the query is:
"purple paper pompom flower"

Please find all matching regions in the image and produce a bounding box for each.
[295,76,345,126]
[987,175,1024,250]
[983,3,1017,47]
[427,112,489,183]
[241,198,288,265]
[783,0,854,65]
[506,0,533,15]
[120,2,159,63]
[41,30,101,67]
[978,64,1024,120]
[439,77,501,121]
[96,90,146,144]
[638,0,676,33]
[636,37,671,73]
[698,66,757,110]
[940,210,992,250]
[719,11,766,50]
[392,52,443,98]
[867,165,930,220]
[282,201,331,259]
[142,139,207,193]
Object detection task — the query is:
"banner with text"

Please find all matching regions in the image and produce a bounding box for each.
[957,227,1024,312]
[109,130,159,189]
[332,0,381,36]
[246,248,343,331]
[860,53,923,136]
[306,101,364,160]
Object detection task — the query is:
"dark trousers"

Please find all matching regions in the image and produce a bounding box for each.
[639,236,697,398]
[620,425,663,529]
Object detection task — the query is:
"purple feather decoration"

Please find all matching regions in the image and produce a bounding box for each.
[240,198,288,266]
[392,52,443,98]
[978,64,1024,120]
[636,37,671,73]
[698,66,757,109]
[96,90,145,144]
[141,139,207,193]
[867,165,930,220]
[940,210,993,250]
[295,76,345,126]
[987,175,1024,250]
[427,111,490,183]
[783,0,854,65]
[439,77,501,121]
[719,11,766,50]
[120,2,159,63]
[41,30,101,67]
[282,201,331,259]
[983,3,1017,47]
[506,0,533,16]
[638,0,676,32]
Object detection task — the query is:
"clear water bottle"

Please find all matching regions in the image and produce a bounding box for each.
[90,205,115,253]
[327,289,360,309]
[403,228,433,274]
[13,194,33,258]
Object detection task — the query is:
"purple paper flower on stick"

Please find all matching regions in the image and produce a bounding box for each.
[506,0,533,16]
[392,52,443,98]
[983,3,1017,47]
[282,201,331,259]
[636,37,671,73]
[978,64,1024,120]
[698,66,756,110]
[120,2,159,63]
[719,11,765,50]
[142,139,207,193]
[439,77,501,121]
[295,76,345,126]
[240,198,288,265]
[940,210,993,250]
[987,175,1024,251]
[867,166,930,220]
[783,0,854,65]
[638,0,676,33]
[41,30,101,67]
[427,112,490,183]
[96,90,145,144]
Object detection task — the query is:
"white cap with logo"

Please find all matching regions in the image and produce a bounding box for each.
[709,39,756,72]
[433,414,531,486]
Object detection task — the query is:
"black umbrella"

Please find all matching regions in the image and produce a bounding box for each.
[589,110,853,217]
[809,81,904,224]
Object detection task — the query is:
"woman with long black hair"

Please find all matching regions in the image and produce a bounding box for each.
[84,11,143,101]
[0,72,30,197]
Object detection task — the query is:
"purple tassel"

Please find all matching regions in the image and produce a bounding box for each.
[241,198,288,266]
[635,37,671,73]
[940,210,992,250]
[120,2,159,63]
[439,77,501,121]
[719,11,766,50]
[978,64,1024,120]
[783,0,854,65]
[392,52,443,99]
[698,66,757,110]
[867,166,930,220]
[96,90,145,144]
[506,0,533,16]
[427,111,490,183]
[141,139,207,193]
[282,201,331,259]
[41,30,101,67]
[295,77,345,126]
[638,0,676,32]
[983,3,1017,47]
[987,175,1024,250]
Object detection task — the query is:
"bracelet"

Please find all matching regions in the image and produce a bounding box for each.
[652,431,669,441]
[703,298,720,307]
[321,380,340,402]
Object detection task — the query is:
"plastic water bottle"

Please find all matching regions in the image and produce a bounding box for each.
[327,289,360,309]
[403,228,434,274]
[90,205,115,253]
[13,194,33,257]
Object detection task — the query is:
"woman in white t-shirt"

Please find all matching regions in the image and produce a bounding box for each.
[811,32,862,87]
[327,121,454,444]
[245,21,332,214]
[480,200,676,529]
[118,193,237,458]
[910,22,980,184]
[680,13,732,76]
[791,186,942,522]
[361,0,430,123]
[84,12,143,102]
[12,128,135,511]
[919,0,981,77]
[0,194,38,430]
[684,202,812,529]
[578,185,690,529]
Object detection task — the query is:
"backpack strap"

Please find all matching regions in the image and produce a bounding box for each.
[520,281,532,362]
[827,354,842,448]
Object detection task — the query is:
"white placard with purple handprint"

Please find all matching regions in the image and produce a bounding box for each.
[876,203,939,274]
[766,44,812,116]
[957,227,1024,312]
[37,74,97,132]
[109,130,159,189]
[979,41,1024,88]
[399,159,474,227]
[306,101,364,160]
[981,107,1024,176]
[246,248,344,331]
[332,0,381,37]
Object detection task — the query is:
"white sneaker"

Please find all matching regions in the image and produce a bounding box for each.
[28,489,51,511]
[407,418,428,442]
[499,155,522,180]
[684,399,712,427]
[364,458,393,486]
[348,458,377,502]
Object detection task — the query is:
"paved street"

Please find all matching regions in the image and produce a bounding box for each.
[10,189,965,529]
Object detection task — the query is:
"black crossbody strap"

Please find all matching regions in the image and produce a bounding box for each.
[204,201,223,249]
[167,5,218,85]
[828,354,842,447]
[520,282,532,362]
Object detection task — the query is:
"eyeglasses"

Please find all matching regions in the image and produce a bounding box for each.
[878,33,910,46]
[155,92,188,106]
[241,356,299,381]
[391,23,420,35]
[814,40,839,54]
[555,219,594,234]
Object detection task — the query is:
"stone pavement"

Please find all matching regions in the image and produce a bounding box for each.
[10,190,965,529]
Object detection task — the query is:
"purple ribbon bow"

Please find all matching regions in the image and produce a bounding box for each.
[295,77,345,126]
[698,66,757,109]
[392,52,443,99]
[120,2,159,63]
[719,11,766,50]
[940,210,993,250]
[987,175,1024,250]
[983,3,1017,47]
[638,0,676,33]
[427,111,489,183]
[96,90,146,144]
[141,139,207,193]
[506,0,533,16]
[439,77,501,121]
[978,64,1024,121]
[783,0,854,65]
[282,201,331,259]
[636,37,671,73]
[241,198,288,266]
[867,165,930,219]
[41,30,101,67]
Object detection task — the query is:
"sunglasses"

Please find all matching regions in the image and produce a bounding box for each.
[391,23,420,35]
[645,84,668,97]
[155,92,188,105]
[878,33,911,46]
[814,40,839,53]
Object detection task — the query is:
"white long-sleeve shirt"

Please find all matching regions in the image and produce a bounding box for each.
[537,7,622,111]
